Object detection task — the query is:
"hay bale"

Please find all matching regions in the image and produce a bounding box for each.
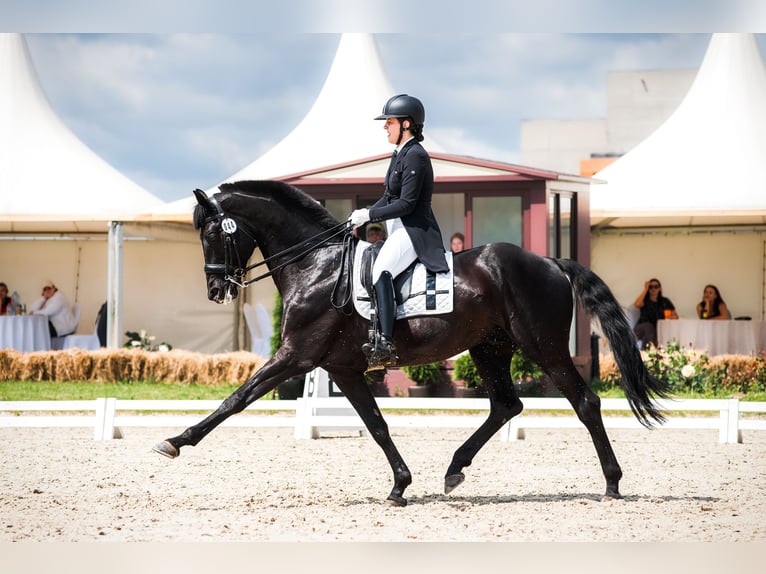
[52,348,94,382]
[0,349,23,381]
[1,348,267,385]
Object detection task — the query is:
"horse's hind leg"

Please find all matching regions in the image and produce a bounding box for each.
[444,344,523,494]
[547,358,623,500]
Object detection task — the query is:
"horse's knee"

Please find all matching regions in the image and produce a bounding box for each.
[576,392,602,424]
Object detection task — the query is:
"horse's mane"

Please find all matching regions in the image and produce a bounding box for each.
[192,180,341,230]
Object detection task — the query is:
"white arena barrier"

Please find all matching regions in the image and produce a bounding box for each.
[1,394,764,444]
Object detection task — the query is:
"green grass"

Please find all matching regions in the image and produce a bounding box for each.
[1,379,763,404]
[0,380,244,401]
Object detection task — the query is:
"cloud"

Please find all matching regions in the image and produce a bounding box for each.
[19,32,766,202]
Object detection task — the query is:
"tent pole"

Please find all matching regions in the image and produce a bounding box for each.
[107,221,124,348]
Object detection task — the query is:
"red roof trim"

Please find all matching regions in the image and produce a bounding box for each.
[429,152,562,179]
[272,151,572,183]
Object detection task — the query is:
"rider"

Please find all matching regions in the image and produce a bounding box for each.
[348,94,450,370]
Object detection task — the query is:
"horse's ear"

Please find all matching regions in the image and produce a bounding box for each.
[193,188,214,211]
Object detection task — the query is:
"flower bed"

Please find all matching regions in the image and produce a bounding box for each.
[599,340,766,395]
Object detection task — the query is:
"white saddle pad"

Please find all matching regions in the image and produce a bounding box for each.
[352,241,454,319]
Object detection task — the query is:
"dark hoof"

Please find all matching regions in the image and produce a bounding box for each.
[444,473,465,494]
[602,492,623,501]
[152,441,179,459]
[385,495,407,507]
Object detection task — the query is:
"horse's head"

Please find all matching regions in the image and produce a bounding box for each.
[193,188,257,304]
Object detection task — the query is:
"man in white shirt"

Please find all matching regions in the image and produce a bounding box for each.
[29,280,77,338]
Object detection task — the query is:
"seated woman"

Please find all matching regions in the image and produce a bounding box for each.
[696,284,730,320]
[633,278,678,349]
[0,282,12,315]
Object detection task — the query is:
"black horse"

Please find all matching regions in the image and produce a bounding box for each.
[153,180,669,506]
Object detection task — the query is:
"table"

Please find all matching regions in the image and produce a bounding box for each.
[657,319,766,356]
[0,315,52,352]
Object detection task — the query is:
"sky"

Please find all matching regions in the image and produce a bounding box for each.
[6,2,766,203]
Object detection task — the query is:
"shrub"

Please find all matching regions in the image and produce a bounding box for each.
[510,350,543,382]
[401,362,443,386]
[452,353,482,388]
[598,339,766,396]
[452,351,543,388]
[270,291,283,356]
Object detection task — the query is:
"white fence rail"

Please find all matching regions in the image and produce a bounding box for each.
[1,396,765,444]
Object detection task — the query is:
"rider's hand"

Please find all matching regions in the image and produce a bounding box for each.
[348,208,370,228]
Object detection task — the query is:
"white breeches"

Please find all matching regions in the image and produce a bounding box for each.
[371,218,417,284]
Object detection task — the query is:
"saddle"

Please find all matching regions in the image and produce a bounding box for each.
[360,241,417,305]
[353,240,454,319]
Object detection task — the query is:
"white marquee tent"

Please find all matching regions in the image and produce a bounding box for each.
[589,33,766,321]
[152,33,439,219]
[0,34,162,225]
[0,33,182,350]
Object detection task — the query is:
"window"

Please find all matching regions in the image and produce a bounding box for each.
[473,196,522,247]
[548,192,574,258]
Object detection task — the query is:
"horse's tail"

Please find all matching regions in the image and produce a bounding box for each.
[553,258,670,427]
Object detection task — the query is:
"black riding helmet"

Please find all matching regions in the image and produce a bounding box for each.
[375,94,425,143]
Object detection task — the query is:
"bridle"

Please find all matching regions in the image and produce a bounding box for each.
[200,194,353,291]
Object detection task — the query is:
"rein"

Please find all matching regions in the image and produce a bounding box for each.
[202,195,353,288]
[244,220,352,285]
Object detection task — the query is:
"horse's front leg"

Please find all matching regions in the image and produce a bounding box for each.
[152,353,311,458]
[330,369,412,507]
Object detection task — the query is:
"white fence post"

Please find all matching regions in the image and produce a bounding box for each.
[504,417,524,441]
[294,398,315,440]
[727,398,742,444]
[93,397,107,440]
[94,397,120,441]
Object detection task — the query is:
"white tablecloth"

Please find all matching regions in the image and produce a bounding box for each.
[0,315,52,352]
[657,319,766,356]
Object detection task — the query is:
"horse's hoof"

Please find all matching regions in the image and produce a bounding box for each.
[152,441,179,459]
[602,492,623,502]
[385,495,407,507]
[444,473,465,494]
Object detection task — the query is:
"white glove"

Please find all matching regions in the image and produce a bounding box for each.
[348,208,370,228]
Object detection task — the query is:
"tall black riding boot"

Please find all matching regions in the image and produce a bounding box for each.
[362,271,398,371]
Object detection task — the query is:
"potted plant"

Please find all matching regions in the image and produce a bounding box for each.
[451,353,486,398]
[401,361,443,397]
[510,350,543,397]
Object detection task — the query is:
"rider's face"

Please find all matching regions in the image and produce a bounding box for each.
[384,117,401,145]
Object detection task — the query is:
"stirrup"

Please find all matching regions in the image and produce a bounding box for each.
[362,335,398,371]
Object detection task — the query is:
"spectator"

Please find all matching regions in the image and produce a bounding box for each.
[697,284,730,320]
[450,232,465,253]
[632,278,678,348]
[0,282,12,315]
[365,222,387,243]
[29,280,77,338]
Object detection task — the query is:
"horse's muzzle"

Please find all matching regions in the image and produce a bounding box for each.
[207,277,237,303]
